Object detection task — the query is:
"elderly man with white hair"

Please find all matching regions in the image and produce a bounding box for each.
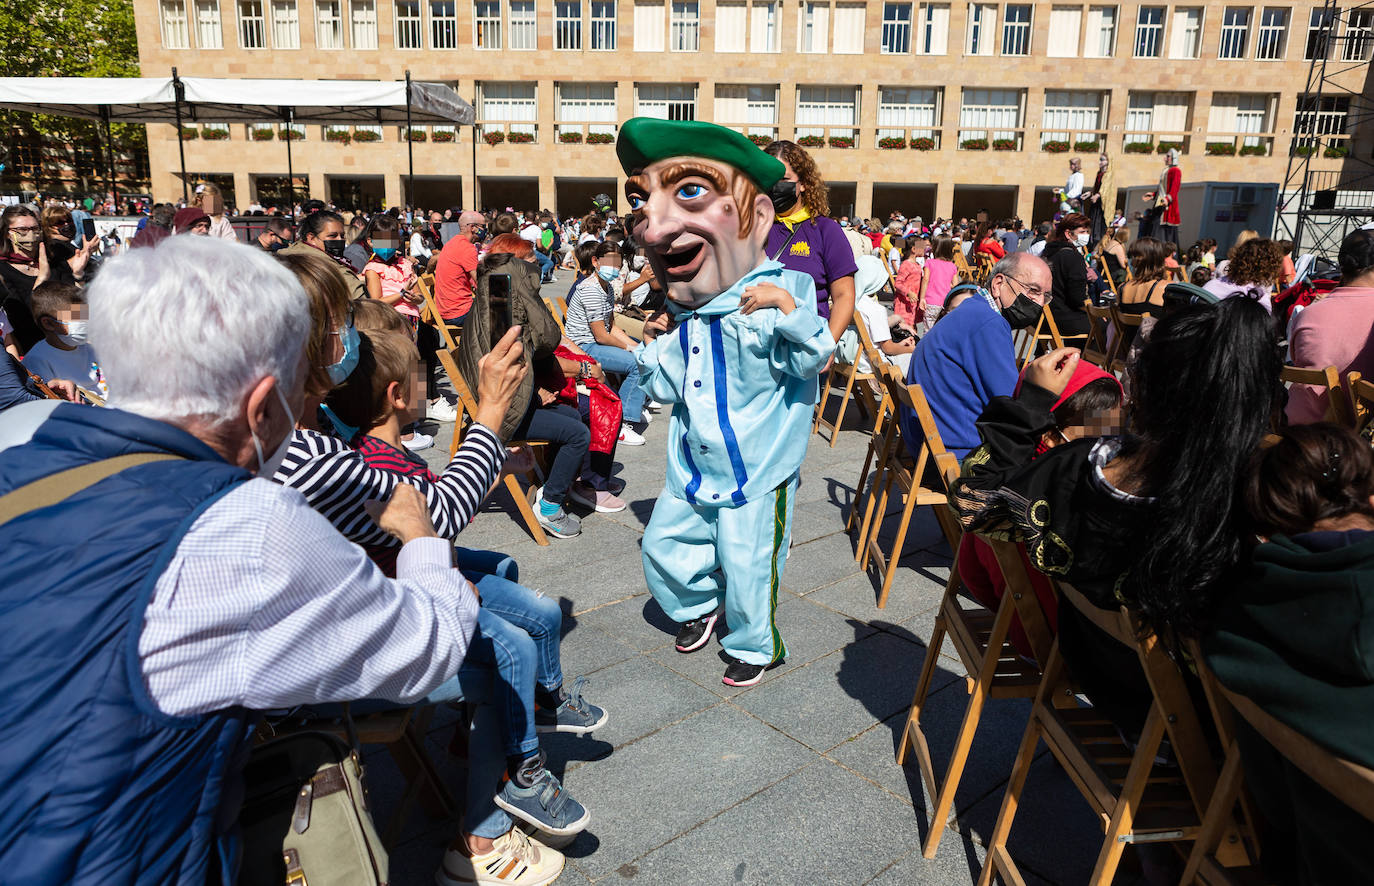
[0,236,480,885]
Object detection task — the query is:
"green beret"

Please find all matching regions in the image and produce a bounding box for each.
[616,118,785,190]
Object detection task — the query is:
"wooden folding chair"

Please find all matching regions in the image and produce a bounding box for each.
[814,324,876,447]
[543,296,566,334]
[1097,255,1122,302]
[415,273,460,351]
[1082,300,1113,368]
[954,248,975,281]
[973,252,996,286]
[1347,371,1374,432]
[1108,306,1150,375]
[1280,364,1351,426]
[844,364,897,539]
[856,366,963,608]
[898,536,1055,857]
[977,581,1247,886]
[1182,652,1374,885]
[435,346,551,545]
[1016,302,1089,369]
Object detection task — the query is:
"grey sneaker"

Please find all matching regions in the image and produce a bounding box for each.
[493,750,590,837]
[534,488,581,539]
[535,677,608,735]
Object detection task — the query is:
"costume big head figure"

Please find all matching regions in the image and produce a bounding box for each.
[617,118,836,687]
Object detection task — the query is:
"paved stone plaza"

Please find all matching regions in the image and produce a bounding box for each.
[367,270,1116,885]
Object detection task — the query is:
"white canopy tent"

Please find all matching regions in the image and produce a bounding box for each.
[0,72,475,205]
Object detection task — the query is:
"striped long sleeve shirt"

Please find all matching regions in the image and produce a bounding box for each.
[273,422,505,548]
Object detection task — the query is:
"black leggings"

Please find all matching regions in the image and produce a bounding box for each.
[512,401,590,506]
[417,322,441,400]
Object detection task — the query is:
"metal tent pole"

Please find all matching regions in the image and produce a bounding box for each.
[172,68,189,202]
[100,105,118,211]
[284,106,295,209]
[405,71,415,211]
[471,93,480,211]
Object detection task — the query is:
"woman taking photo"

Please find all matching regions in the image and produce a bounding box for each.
[40,205,95,285]
[763,140,857,353]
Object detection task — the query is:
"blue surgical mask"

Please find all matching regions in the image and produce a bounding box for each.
[326,320,360,385]
[597,265,621,282]
[372,247,397,262]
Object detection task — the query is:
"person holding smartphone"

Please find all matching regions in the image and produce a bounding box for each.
[40,205,96,285]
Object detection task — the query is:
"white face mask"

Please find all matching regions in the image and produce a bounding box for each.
[57,319,88,347]
[251,384,297,479]
[1075,232,1091,248]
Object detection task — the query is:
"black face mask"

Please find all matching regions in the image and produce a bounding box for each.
[322,239,346,258]
[1001,291,1043,329]
[768,180,799,215]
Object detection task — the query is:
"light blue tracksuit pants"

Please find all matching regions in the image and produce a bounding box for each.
[642,473,798,666]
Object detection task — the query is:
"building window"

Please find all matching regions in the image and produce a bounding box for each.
[716,1,746,50]
[1002,4,1030,54]
[196,0,224,47]
[881,2,912,52]
[475,0,501,46]
[238,0,266,46]
[1255,6,1286,58]
[959,87,1022,146]
[1217,7,1248,57]
[351,0,378,47]
[396,0,422,46]
[634,0,664,50]
[830,2,864,51]
[1344,8,1373,60]
[635,83,697,120]
[1209,92,1272,147]
[918,2,948,53]
[427,0,455,47]
[480,81,538,137]
[750,0,779,50]
[798,1,828,52]
[1168,6,1202,58]
[877,85,940,144]
[557,82,618,136]
[714,84,779,137]
[1047,5,1080,56]
[590,0,616,46]
[670,0,699,50]
[1294,94,1349,148]
[1126,90,1190,137]
[314,0,342,45]
[1133,5,1163,56]
[162,0,191,48]
[1084,4,1115,56]
[966,3,996,55]
[1305,7,1336,60]
[556,0,581,47]
[1042,89,1105,146]
[271,0,300,47]
[510,0,536,47]
[796,85,858,140]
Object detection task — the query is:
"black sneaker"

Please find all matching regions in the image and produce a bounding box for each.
[722,656,784,687]
[674,613,718,653]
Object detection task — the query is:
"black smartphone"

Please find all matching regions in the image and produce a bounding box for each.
[81,218,97,241]
[488,274,514,349]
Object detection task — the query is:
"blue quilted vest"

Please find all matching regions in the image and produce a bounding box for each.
[0,404,255,884]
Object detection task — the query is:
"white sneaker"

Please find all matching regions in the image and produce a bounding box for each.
[428,397,459,423]
[618,423,646,446]
[403,432,435,451]
[436,828,565,886]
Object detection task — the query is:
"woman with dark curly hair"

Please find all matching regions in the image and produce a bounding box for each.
[762,140,857,351]
[1204,236,1284,312]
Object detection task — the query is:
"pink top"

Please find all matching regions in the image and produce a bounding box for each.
[363,257,419,319]
[1286,286,1374,424]
[923,259,958,307]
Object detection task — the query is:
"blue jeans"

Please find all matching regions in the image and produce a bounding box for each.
[534,250,555,279]
[582,342,645,423]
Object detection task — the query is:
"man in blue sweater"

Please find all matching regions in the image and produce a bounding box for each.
[901,252,1051,460]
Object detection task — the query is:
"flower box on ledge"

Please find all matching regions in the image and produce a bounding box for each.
[878,136,906,150]
[432,129,455,143]
[1206,142,1237,156]
[797,135,824,148]
[180,127,199,140]
[1124,141,1154,154]
[508,131,535,144]
[960,138,989,151]
[280,129,304,141]
[992,139,1016,151]
[1073,140,1101,152]
[1324,145,1349,158]
[1042,140,1070,153]
[352,130,380,143]
[1156,141,1183,154]
[202,128,229,141]
[325,129,351,144]
[250,127,275,142]
[586,132,614,144]
[559,131,583,143]
[747,133,771,147]
[1239,145,1267,156]
[911,137,935,151]
[484,130,506,146]
[406,129,427,142]
[828,135,854,148]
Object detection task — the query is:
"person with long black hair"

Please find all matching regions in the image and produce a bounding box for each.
[952,297,1284,733]
[278,209,366,301]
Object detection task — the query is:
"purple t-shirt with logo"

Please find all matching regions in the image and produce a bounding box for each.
[764,216,858,320]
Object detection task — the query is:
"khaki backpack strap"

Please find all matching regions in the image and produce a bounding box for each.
[0,452,182,527]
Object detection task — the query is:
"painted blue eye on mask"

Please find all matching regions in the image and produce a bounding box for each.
[326,320,360,385]
[372,247,398,262]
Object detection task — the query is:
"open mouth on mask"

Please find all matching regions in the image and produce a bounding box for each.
[656,242,705,278]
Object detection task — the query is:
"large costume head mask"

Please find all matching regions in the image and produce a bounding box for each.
[617,118,785,310]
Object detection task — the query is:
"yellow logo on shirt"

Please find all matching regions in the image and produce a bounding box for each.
[789,242,811,256]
